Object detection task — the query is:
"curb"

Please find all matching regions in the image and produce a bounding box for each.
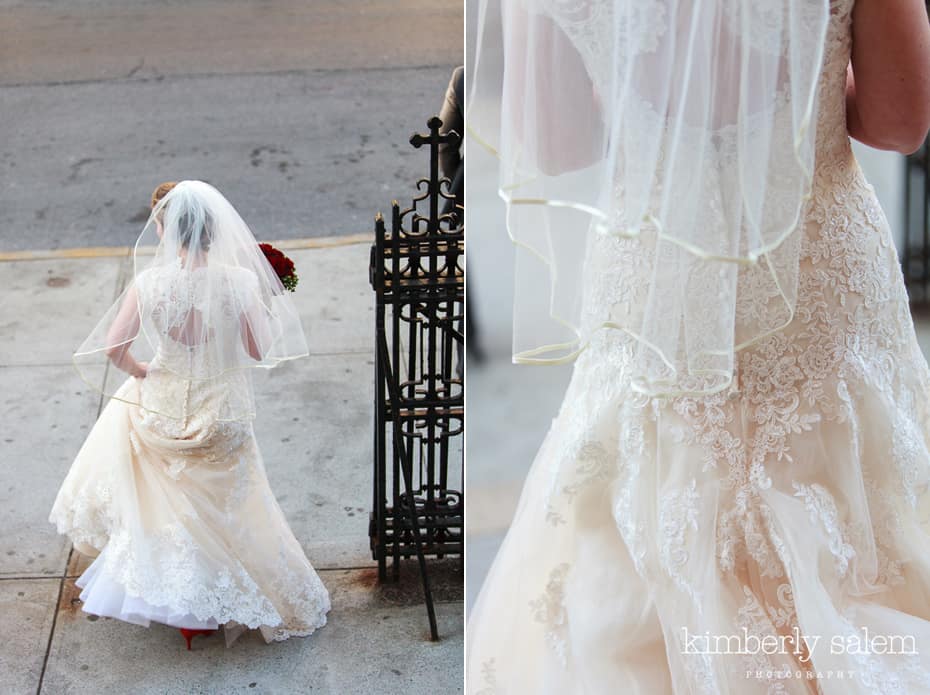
[0,232,374,262]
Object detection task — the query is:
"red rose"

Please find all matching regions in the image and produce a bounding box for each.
[259,242,299,292]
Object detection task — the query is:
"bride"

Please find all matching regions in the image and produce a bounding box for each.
[49,180,331,649]
[468,0,930,692]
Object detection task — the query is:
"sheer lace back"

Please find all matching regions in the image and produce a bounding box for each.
[136,261,259,424]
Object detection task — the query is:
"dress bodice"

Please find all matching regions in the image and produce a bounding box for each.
[133,260,259,428]
[812,0,857,167]
[136,260,260,368]
[575,0,868,353]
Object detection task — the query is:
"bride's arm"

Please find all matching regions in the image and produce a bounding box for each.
[502,2,604,176]
[239,299,273,361]
[847,0,930,154]
[240,311,265,361]
[105,284,147,378]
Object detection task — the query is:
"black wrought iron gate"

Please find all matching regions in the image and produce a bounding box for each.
[904,140,930,304]
[369,117,464,640]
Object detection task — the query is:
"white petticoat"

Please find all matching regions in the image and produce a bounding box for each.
[75,544,219,631]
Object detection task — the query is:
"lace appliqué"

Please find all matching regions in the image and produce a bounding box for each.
[658,478,702,602]
[474,658,499,695]
[735,582,805,693]
[529,563,572,666]
[102,521,329,636]
[545,439,610,526]
[535,0,667,90]
[792,482,856,578]
[50,478,117,552]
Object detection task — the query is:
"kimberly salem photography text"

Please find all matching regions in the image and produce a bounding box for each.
[680,626,918,661]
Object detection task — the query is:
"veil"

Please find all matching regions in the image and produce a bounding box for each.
[468,0,831,397]
[73,180,308,421]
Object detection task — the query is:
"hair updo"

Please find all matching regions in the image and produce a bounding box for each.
[151,182,177,227]
[151,181,177,209]
[151,181,214,252]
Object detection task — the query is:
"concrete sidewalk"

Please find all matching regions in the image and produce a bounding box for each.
[0,237,463,695]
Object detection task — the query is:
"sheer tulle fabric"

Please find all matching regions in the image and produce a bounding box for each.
[73,180,308,421]
[468,0,830,396]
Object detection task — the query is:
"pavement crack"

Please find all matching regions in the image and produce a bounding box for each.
[126,57,145,79]
[35,546,74,695]
[0,62,461,90]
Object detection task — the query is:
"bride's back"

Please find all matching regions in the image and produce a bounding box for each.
[74,181,305,428]
[138,260,259,348]
[135,260,261,427]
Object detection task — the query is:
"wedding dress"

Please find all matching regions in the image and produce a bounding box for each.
[48,182,331,647]
[466,1,930,693]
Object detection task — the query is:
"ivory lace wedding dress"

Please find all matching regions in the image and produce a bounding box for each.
[467,2,930,692]
[48,260,331,647]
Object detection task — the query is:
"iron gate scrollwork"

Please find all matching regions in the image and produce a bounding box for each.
[369,116,464,640]
[904,139,930,304]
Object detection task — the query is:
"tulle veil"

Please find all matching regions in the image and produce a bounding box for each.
[468,0,831,397]
[73,180,308,421]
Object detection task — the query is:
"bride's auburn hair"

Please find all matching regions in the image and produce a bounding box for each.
[151,181,178,228]
[151,181,177,210]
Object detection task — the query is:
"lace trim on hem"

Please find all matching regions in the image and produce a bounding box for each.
[59,521,332,635]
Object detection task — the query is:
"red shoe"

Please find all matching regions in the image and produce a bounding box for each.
[179,627,218,650]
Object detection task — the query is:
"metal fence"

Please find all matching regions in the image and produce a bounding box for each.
[369,117,464,640]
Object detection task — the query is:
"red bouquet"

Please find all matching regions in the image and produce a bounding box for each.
[259,243,298,292]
